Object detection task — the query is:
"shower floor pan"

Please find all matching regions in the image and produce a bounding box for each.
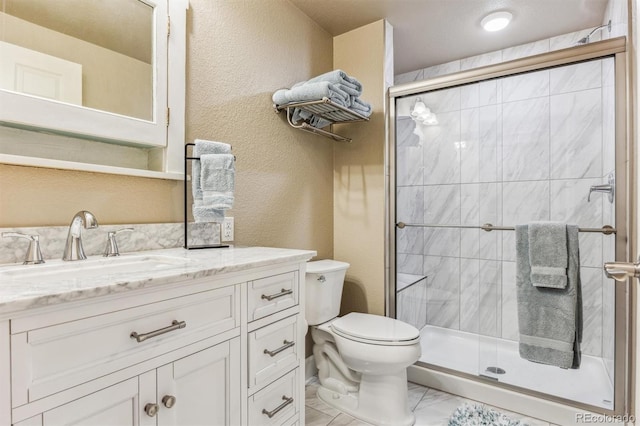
[419,325,614,410]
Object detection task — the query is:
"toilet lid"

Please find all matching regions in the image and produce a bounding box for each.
[306,259,350,274]
[331,312,420,343]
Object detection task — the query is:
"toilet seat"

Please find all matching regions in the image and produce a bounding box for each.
[330,312,420,346]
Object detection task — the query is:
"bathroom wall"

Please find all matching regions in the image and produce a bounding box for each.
[395,25,622,362]
[333,20,393,316]
[0,1,335,260]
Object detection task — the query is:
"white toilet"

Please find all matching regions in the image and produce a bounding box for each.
[306,260,421,426]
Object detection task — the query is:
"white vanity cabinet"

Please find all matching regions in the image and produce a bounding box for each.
[15,339,241,426]
[0,251,312,426]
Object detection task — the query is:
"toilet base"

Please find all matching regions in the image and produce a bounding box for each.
[316,370,415,426]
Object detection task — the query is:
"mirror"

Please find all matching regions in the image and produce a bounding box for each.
[0,0,171,149]
[0,0,153,121]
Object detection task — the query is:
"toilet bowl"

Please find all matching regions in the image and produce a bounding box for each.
[306,260,421,426]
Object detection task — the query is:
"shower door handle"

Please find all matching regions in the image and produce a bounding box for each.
[604,259,640,282]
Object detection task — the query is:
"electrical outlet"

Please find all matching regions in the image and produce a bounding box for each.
[222,217,234,242]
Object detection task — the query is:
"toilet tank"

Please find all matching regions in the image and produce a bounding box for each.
[305,260,350,325]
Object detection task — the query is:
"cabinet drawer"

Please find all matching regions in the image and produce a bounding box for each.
[248,272,298,322]
[248,368,299,426]
[12,285,239,406]
[248,315,300,392]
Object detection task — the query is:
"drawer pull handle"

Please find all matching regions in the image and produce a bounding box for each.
[144,403,159,417]
[162,395,177,408]
[262,395,294,418]
[130,320,186,343]
[264,340,295,357]
[261,288,293,301]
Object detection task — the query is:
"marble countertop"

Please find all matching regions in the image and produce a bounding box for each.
[0,246,316,315]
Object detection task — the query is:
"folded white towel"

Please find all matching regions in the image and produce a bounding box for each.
[350,97,372,117]
[192,202,225,223]
[201,153,235,210]
[306,69,363,96]
[272,89,289,106]
[272,70,369,129]
[272,81,349,106]
[192,140,232,201]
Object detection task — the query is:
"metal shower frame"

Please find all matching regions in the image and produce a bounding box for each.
[384,37,632,419]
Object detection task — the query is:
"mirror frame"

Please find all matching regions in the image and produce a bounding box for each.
[0,0,168,148]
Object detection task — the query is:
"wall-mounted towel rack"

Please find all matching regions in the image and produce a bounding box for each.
[274,97,369,143]
[395,222,616,235]
[184,143,230,250]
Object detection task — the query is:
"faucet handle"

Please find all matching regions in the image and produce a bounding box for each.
[104,228,134,257]
[2,232,45,265]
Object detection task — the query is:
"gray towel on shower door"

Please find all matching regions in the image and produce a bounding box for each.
[528,222,568,289]
[515,224,582,369]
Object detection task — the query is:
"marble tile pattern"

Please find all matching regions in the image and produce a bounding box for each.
[394,26,620,362]
[0,246,316,315]
[305,378,558,426]
[0,222,221,265]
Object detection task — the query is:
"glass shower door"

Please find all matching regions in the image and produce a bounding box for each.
[393,54,619,411]
[394,82,502,379]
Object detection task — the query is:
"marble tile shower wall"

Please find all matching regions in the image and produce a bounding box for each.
[396,57,617,360]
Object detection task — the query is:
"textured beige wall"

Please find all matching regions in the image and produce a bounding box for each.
[186,0,333,257]
[333,21,388,316]
[0,164,182,226]
[0,0,335,263]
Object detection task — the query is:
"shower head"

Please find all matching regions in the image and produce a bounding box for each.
[576,20,611,45]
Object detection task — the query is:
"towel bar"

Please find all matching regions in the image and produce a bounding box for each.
[395,222,616,235]
[274,97,369,143]
[183,143,232,250]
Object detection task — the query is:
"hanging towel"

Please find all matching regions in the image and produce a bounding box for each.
[192,200,225,224]
[191,139,232,202]
[200,153,235,210]
[515,224,582,369]
[528,222,569,289]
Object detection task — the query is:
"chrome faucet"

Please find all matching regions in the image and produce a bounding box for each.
[63,210,99,261]
[2,232,45,264]
[587,173,615,203]
[104,228,134,257]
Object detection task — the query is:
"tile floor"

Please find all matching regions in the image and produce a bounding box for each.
[305,378,560,426]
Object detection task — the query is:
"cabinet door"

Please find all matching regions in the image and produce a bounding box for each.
[42,378,138,426]
[156,338,240,426]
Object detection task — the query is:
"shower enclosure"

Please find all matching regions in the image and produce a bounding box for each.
[387,38,628,417]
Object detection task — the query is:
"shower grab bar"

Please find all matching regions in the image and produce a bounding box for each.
[395,222,616,235]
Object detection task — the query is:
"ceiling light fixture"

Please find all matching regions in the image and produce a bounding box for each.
[481,11,512,32]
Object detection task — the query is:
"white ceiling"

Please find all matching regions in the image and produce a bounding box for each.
[288,0,610,75]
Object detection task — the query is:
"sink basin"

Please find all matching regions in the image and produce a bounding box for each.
[0,255,192,282]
